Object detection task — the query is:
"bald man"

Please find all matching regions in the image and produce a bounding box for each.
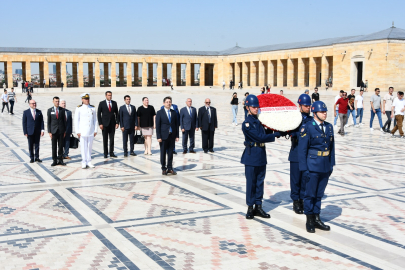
[198,98,218,153]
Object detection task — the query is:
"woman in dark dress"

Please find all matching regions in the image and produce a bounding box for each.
[137,97,156,155]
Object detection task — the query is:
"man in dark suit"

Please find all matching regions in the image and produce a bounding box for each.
[47,96,67,166]
[119,95,138,157]
[23,99,44,163]
[198,98,218,153]
[60,99,72,160]
[156,96,179,175]
[160,102,180,154]
[180,98,199,154]
[97,91,119,158]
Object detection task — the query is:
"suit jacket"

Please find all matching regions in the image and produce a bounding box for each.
[65,109,73,135]
[156,108,179,140]
[97,100,119,127]
[22,109,44,136]
[47,107,66,134]
[119,104,138,130]
[198,106,218,131]
[160,104,180,125]
[180,106,198,130]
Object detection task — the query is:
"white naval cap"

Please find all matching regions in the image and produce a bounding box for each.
[81,93,90,99]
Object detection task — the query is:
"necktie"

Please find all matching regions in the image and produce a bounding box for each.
[108,101,111,112]
[207,107,211,123]
[320,124,325,135]
[56,108,59,119]
[32,110,35,120]
[167,110,172,133]
[128,105,131,115]
[189,107,191,116]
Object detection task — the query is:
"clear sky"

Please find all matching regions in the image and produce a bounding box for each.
[3,0,405,74]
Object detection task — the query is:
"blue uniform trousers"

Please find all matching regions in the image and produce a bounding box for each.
[245,165,266,206]
[304,171,331,215]
[290,162,306,201]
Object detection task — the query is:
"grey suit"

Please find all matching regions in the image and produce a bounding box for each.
[180,106,198,152]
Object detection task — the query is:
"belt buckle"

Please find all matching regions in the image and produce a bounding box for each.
[323,151,329,156]
[317,151,322,156]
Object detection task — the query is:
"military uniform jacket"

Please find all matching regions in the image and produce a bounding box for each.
[288,113,312,162]
[241,115,279,166]
[74,104,98,137]
[298,120,335,173]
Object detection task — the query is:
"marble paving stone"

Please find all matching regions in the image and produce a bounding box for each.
[0,163,44,186]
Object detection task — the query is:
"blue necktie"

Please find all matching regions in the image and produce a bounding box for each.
[167,110,172,133]
[207,107,211,123]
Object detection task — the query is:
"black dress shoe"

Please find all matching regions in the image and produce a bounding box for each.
[58,160,66,166]
[183,151,187,154]
[209,150,214,153]
[167,170,177,175]
[314,214,330,231]
[51,161,58,166]
[130,152,137,156]
[306,214,316,233]
[189,150,196,154]
[104,155,108,158]
[124,153,128,157]
[173,151,177,155]
[253,204,270,218]
[30,159,34,163]
[293,200,303,214]
[162,170,167,175]
[246,206,254,219]
[204,151,208,154]
[35,158,42,163]
[110,154,118,158]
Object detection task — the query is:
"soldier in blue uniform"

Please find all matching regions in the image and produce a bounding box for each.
[288,94,313,214]
[241,95,287,219]
[298,101,335,233]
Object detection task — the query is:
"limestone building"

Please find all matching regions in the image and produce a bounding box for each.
[1,26,404,91]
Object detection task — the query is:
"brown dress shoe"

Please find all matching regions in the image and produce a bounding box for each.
[162,170,167,175]
[167,170,177,175]
[65,156,71,160]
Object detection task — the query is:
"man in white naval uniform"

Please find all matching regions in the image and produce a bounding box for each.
[75,93,98,169]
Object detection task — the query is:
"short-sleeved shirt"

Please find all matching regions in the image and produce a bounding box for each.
[312,93,319,101]
[393,98,405,115]
[137,105,156,127]
[335,98,349,114]
[8,92,15,101]
[231,97,238,105]
[355,95,364,108]
[370,94,381,110]
[334,95,341,109]
[1,93,8,102]
[347,94,355,110]
[383,93,395,111]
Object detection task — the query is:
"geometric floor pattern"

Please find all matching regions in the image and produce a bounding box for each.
[0,88,404,269]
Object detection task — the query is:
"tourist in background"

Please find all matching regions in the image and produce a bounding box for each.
[370,88,384,132]
[365,80,368,92]
[8,88,16,115]
[25,89,32,103]
[334,92,348,136]
[243,92,249,119]
[329,76,332,87]
[279,90,284,96]
[355,89,364,125]
[238,82,242,89]
[334,90,343,128]
[312,88,319,103]
[345,89,357,127]
[222,80,226,90]
[1,89,9,114]
[383,87,395,133]
[137,97,156,155]
[231,92,239,126]
[390,91,405,138]
[266,85,270,94]
[304,89,310,95]
[261,88,265,94]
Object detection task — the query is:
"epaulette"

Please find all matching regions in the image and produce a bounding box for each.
[89,105,95,107]
[77,105,82,108]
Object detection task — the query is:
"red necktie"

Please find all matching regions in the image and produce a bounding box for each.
[108,102,111,112]
[56,108,59,119]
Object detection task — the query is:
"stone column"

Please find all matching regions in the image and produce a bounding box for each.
[242,62,248,87]
[111,62,116,87]
[268,60,274,87]
[142,62,148,87]
[148,63,153,86]
[172,63,177,87]
[297,58,305,88]
[119,63,124,87]
[157,62,163,87]
[95,62,100,87]
[126,62,132,87]
[200,63,205,86]
[287,58,294,88]
[43,61,49,88]
[103,63,109,86]
[277,59,283,87]
[26,61,32,84]
[22,62,27,82]
[321,55,328,88]
[250,62,257,87]
[88,63,94,87]
[186,62,191,86]
[259,61,265,86]
[309,57,316,88]
[6,61,12,88]
[234,62,240,86]
[213,63,218,86]
[39,62,44,88]
[78,62,84,87]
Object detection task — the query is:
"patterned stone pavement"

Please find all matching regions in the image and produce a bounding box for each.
[0,87,404,269]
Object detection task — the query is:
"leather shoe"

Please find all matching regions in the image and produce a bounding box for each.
[246,206,254,219]
[183,151,187,154]
[104,155,108,158]
[253,204,270,218]
[162,170,167,175]
[51,161,58,166]
[124,153,128,157]
[58,160,66,166]
[130,152,137,156]
[209,149,214,153]
[293,200,303,214]
[314,214,330,231]
[204,151,208,154]
[110,154,118,158]
[173,151,177,155]
[306,214,316,233]
[63,156,71,160]
[189,150,196,153]
[35,158,42,163]
[30,159,34,163]
[167,170,177,175]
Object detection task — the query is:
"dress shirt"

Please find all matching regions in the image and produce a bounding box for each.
[314,118,324,133]
[127,104,131,114]
[187,106,192,115]
[30,108,44,132]
[106,99,112,109]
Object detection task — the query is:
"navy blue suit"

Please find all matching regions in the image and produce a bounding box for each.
[22,109,44,160]
[63,109,73,158]
[288,113,312,201]
[161,104,179,152]
[298,119,335,215]
[156,108,179,170]
[179,106,198,152]
[119,104,138,154]
[241,115,281,206]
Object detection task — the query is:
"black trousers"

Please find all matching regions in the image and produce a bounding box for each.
[182,129,195,151]
[102,125,116,155]
[122,128,135,154]
[383,111,392,130]
[51,130,64,161]
[202,126,215,151]
[160,133,175,170]
[9,100,14,114]
[27,132,41,160]
[2,102,9,113]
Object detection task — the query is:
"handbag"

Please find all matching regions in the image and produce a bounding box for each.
[134,130,145,144]
[69,134,80,149]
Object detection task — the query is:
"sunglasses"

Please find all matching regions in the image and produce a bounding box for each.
[205,102,211,104]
